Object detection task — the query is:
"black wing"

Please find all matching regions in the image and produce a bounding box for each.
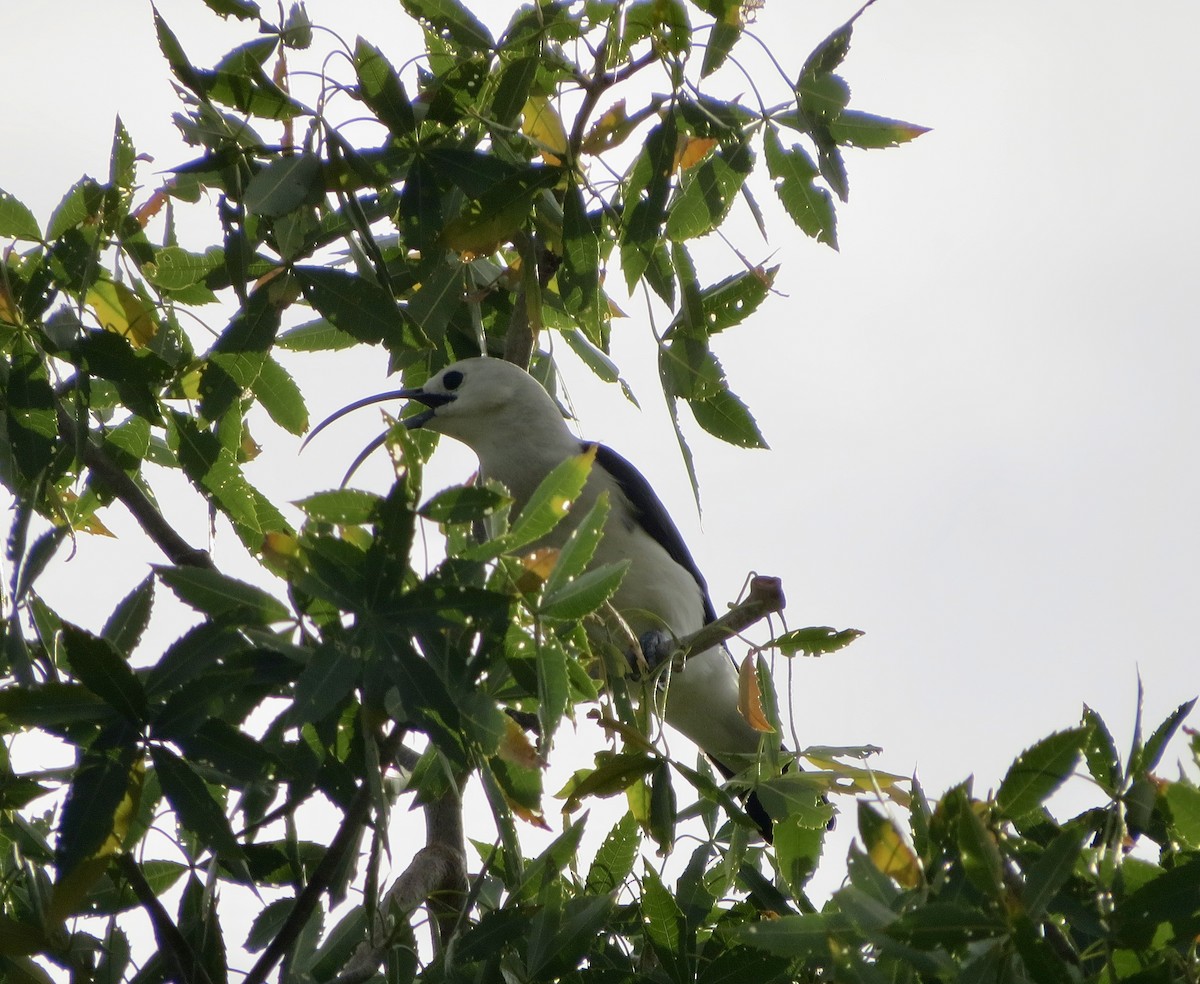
[590,442,718,625]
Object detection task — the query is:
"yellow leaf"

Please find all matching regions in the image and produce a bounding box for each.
[675,135,718,172]
[0,279,19,325]
[737,653,775,733]
[522,95,568,165]
[48,757,145,924]
[498,716,545,770]
[867,817,922,888]
[177,366,203,399]
[86,279,158,347]
[517,546,559,593]
[581,99,633,156]
[262,531,300,561]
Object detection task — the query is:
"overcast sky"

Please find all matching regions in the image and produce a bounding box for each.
[4,0,1198,912]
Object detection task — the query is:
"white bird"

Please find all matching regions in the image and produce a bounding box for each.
[314,356,775,837]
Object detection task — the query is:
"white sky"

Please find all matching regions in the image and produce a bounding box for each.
[3,0,1198,944]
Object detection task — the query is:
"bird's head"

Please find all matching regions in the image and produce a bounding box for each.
[306,357,572,467]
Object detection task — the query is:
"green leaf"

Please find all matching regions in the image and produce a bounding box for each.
[996,728,1087,821]
[700,3,742,78]
[47,177,106,240]
[55,741,137,876]
[354,38,415,135]
[202,0,259,20]
[400,0,494,51]
[774,814,825,895]
[688,381,768,449]
[419,485,509,525]
[296,488,382,524]
[542,492,610,598]
[0,682,107,728]
[0,188,41,241]
[772,625,864,657]
[1081,704,1121,795]
[61,625,148,722]
[245,897,294,953]
[755,775,835,829]
[151,744,243,859]
[12,527,67,603]
[559,180,601,321]
[620,116,677,292]
[276,318,358,352]
[666,143,752,241]
[167,719,276,784]
[86,860,187,916]
[584,812,640,895]
[243,153,323,217]
[5,335,57,481]
[101,577,155,659]
[641,864,687,974]
[540,560,629,621]
[155,565,290,624]
[145,245,224,290]
[1113,853,1200,948]
[1164,781,1200,849]
[666,265,776,338]
[286,644,359,727]
[296,266,428,350]
[735,913,834,958]
[535,630,570,745]
[491,54,539,128]
[890,901,1004,948]
[827,110,930,149]
[1023,827,1083,919]
[1135,697,1196,775]
[956,804,1004,901]
[169,411,263,533]
[251,354,308,434]
[764,124,837,249]
[464,447,596,561]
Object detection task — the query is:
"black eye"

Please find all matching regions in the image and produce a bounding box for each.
[442,369,464,390]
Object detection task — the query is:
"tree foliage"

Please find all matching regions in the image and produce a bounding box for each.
[0,1,1196,982]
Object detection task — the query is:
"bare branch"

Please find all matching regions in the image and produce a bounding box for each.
[676,574,786,662]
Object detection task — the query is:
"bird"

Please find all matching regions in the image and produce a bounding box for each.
[312,356,777,839]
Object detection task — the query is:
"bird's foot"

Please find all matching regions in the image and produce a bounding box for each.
[630,629,675,676]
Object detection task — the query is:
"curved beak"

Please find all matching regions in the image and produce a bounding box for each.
[302,387,453,449]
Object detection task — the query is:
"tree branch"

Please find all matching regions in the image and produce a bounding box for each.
[242,725,408,984]
[675,574,786,662]
[57,406,213,569]
[116,853,214,984]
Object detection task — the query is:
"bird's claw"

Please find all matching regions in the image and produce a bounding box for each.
[630,629,675,675]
